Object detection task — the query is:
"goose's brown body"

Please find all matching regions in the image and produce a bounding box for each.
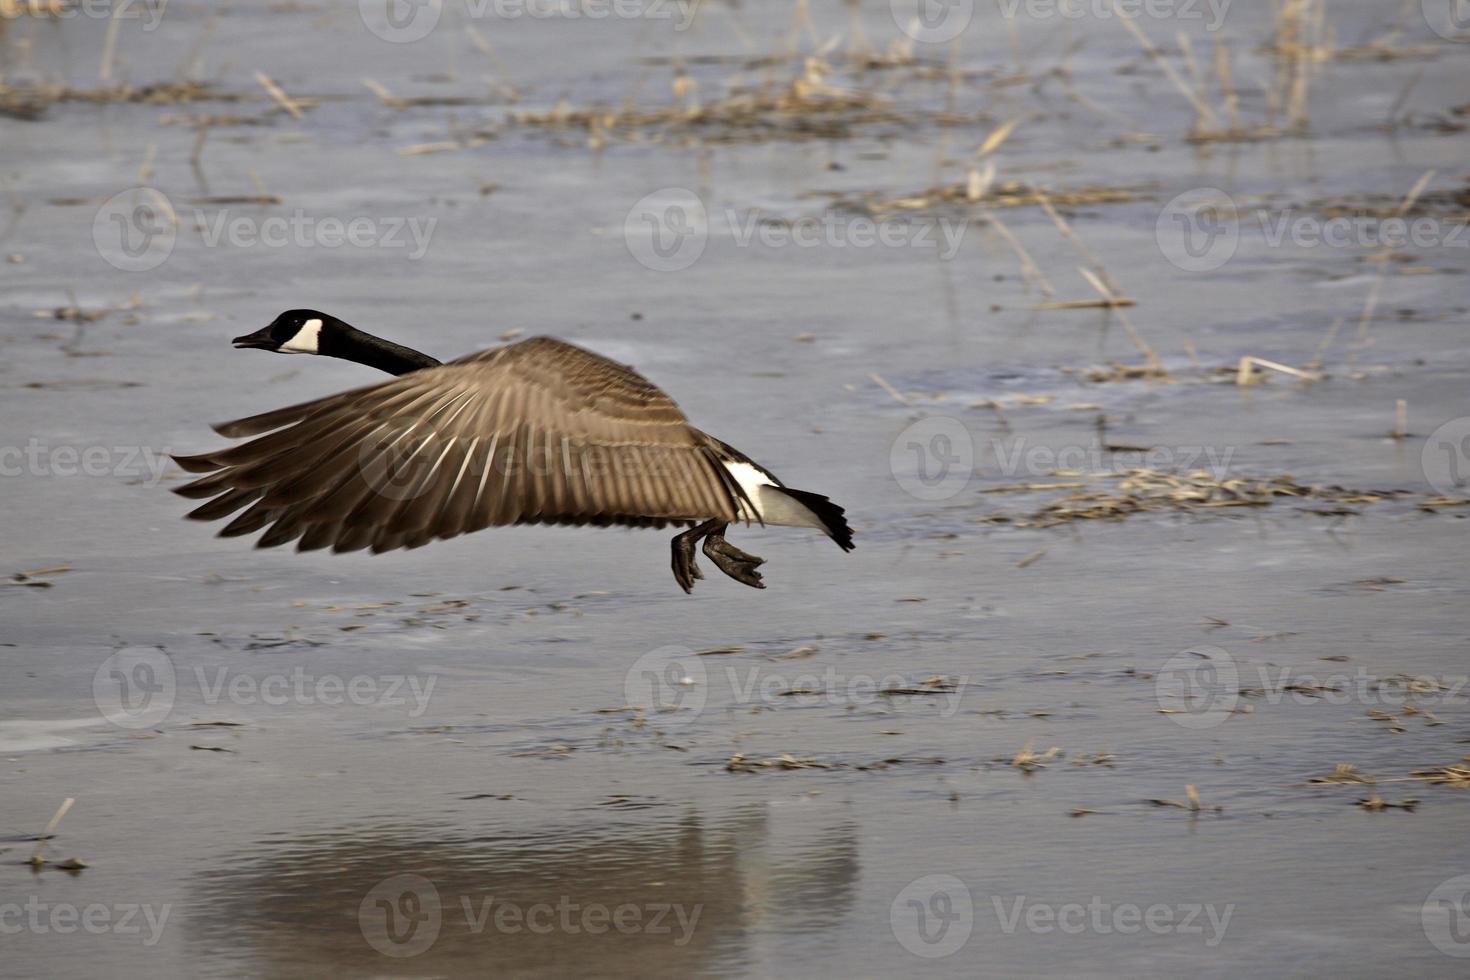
[175,337,763,554]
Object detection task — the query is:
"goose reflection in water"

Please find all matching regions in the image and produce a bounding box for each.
[187,807,858,978]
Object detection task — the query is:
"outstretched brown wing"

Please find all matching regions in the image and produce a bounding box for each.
[173,337,744,553]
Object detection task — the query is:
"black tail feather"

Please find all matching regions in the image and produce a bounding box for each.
[769,487,854,551]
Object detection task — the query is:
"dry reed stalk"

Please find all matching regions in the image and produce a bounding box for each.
[1035,192,1124,297]
[870,373,911,407]
[28,797,75,866]
[254,71,304,119]
[1111,3,1218,133]
[1213,35,1241,133]
[1235,356,1321,386]
[1305,316,1346,372]
[987,213,1056,298]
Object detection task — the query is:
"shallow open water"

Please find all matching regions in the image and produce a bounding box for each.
[3,2,1470,977]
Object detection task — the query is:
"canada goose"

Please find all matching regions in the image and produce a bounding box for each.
[173,310,853,592]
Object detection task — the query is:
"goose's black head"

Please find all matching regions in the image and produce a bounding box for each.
[233,309,345,356]
[231,310,441,376]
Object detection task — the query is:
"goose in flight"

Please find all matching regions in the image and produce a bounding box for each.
[173,310,853,592]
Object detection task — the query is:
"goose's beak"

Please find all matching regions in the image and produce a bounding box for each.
[232,327,276,350]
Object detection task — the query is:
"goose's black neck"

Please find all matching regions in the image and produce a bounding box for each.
[327,327,442,376]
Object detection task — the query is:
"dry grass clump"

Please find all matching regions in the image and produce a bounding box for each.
[1406,760,1470,788]
[1309,764,1374,785]
[827,180,1137,218]
[978,469,1406,529]
[1010,743,1063,772]
[1314,184,1470,222]
[724,753,943,773]
[0,80,251,120]
[1111,0,1326,141]
[512,57,908,146]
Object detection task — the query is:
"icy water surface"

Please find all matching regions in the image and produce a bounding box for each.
[3,2,1470,977]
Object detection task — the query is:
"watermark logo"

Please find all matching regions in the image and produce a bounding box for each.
[1159,187,1468,272]
[995,0,1231,31]
[0,440,171,484]
[1421,417,1470,496]
[729,211,968,261]
[2,0,169,30]
[359,0,442,42]
[93,648,176,730]
[92,655,439,728]
[194,209,436,259]
[992,895,1233,945]
[624,188,708,272]
[991,438,1235,481]
[624,645,707,722]
[482,0,702,28]
[891,0,974,44]
[1256,211,1468,252]
[890,874,973,958]
[93,187,176,272]
[1423,0,1470,42]
[1156,188,1239,273]
[357,418,437,503]
[890,416,975,502]
[1155,645,1239,729]
[0,898,172,946]
[358,875,702,955]
[360,874,442,958]
[622,651,968,722]
[1423,874,1470,957]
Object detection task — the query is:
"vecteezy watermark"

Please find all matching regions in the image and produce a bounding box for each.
[624,188,708,273]
[1421,416,1470,496]
[889,875,1233,957]
[359,0,443,43]
[93,648,438,729]
[996,0,1231,31]
[93,187,177,272]
[990,895,1233,946]
[622,646,968,725]
[890,0,974,44]
[891,875,974,958]
[0,440,171,484]
[1155,188,1240,273]
[1423,874,1470,958]
[358,874,703,958]
[1157,187,1470,273]
[624,645,707,723]
[1155,646,1468,730]
[1154,645,1241,730]
[623,190,968,272]
[890,416,976,502]
[0,898,171,947]
[360,875,443,958]
[358,0,702,42]
[92,188,437,270]
[990,438,1235,481]
[888,418,1238,502]
[728,211,968,262]
[1,0,168,30]
[1422,0,1470,43]
[193,208,436,260]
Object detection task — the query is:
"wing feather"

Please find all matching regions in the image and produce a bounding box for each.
[171,337,745,555]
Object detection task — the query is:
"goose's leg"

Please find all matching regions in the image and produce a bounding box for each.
[702,527,766,590]
[671,518,723,594]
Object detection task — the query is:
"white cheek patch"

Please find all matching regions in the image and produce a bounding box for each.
[280,318,323,354]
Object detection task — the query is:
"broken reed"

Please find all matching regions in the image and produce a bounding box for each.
[978,468,1411,529]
